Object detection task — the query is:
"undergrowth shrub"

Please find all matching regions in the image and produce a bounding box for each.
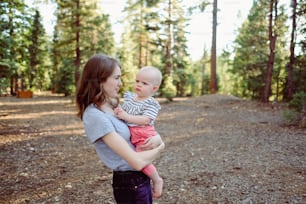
[289,92,306,113]
[283,92,306,127]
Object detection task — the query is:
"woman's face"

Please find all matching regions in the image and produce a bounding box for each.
[102,65,122,98]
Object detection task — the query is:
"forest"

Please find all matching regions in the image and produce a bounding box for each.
[1,1,306,203]
[0,0,305,103]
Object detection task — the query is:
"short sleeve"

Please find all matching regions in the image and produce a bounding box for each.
[143,98,161,121]
[123,91,134,100]
[83,106,115,144]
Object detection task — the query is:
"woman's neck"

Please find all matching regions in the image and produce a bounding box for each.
[99,102,114,113]
[99,97,119,112]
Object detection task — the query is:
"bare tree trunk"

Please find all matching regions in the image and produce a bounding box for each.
[210,0,217,94]
[138,0,145,68]
[165,0,173,76]
[8,5,16,95]
[75,0,81,87]
[285,0,297,100]
[263,0,278,103]
[201,47,207,95]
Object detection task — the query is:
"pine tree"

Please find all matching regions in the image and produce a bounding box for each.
[52,0,114,95]
[0,0,32,94]
[28,9,49,90]
[231,0,288,100]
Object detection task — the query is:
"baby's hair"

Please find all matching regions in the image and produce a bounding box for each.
[139,66,162,86]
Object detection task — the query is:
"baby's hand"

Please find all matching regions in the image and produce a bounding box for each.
[114,107,121,115]
[114,107,127,120]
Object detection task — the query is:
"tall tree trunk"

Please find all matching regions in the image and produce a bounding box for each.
[210,0,217,94]
[285,0,297,100]
[165,0,173,76]
[75,0,81,87]
[263,0,278,103]
[201,47,207,95]
[8,5,16,95]
[138,0,145,68]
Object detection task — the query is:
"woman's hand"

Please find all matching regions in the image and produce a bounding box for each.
[138,134,163,151]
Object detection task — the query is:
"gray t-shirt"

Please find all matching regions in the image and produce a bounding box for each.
[83,104,135,171]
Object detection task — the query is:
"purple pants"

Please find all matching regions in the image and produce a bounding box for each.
[112,171,152,204]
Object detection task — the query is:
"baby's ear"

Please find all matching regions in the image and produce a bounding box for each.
[153,85,159,92]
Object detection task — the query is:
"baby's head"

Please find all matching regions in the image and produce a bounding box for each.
[135,66,162,97]
[138,66,162,87]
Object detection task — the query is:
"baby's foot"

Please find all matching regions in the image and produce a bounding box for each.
[152,177,163,198]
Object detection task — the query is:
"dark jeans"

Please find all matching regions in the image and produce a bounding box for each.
[113,171,152,204]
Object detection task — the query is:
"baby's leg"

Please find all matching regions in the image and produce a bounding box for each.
[143,164,163,198]
[150,170,163,198]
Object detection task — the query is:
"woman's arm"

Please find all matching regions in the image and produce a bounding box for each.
[102,131,165,171]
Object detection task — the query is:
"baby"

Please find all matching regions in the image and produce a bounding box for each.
[115,66,163,198]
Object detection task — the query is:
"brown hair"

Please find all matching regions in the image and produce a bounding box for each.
[76,54,121,120]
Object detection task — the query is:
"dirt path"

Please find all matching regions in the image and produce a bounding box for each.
[0,94,305,204]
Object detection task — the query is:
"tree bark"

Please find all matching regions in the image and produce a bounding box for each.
[285,0,297,100]
[201,47,207,95]
[75,0,81,87]
[263,0,278,103]
[210,0,217,94]
[165,0,173,76]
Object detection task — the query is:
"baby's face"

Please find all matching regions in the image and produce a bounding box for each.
[134,70,158,99]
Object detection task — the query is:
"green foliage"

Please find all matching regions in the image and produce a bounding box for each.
[218,53,234,95]
[0,78,10,96]
[122,0,154,67]
[53,59,75,96]
[170,0,191,97]
[52,0,115,94]
[293,53,306,94]
[289,91,306,113]
[0,1,33,93]
[282,109,298,123]
[283,92,306,127]
[173,61,191,96]
[189,56,210,96]
[26,9,50,90]
[120,0,191,99]
[231,0,288,100]
[117,11,139,93]
[2,0,299,101]
[161,75,176,101]
[0,62,10,78]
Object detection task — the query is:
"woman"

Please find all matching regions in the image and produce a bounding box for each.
[76,54,165,204]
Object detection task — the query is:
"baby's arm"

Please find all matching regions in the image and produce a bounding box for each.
[114,107,151,125]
